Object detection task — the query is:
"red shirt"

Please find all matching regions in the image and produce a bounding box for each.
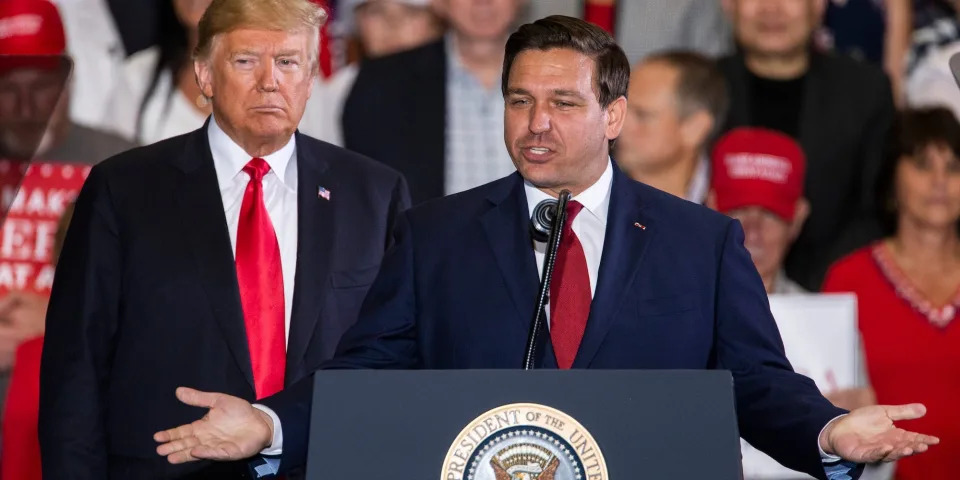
[822,244,960,479]
[1,336,42,480]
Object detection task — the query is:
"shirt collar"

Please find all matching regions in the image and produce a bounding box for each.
[207,115,297,189]
[523,159,614,225]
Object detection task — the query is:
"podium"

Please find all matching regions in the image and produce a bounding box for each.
[307,370,743,479]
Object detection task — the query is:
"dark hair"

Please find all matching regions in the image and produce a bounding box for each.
[501,15,629,109]
[642,50,729,142]
[876,106,960,235]
[136,3,190,140]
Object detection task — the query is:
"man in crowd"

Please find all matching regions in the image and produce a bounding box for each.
[718,0,895,290]
[615,50,727,203]
[709,127,809,295]
[0,0,135,428]
[39,0,409,477]
[155,16,937,480]
[342,0,526,203]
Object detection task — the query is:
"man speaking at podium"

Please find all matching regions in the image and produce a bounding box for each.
[155,16,938,479]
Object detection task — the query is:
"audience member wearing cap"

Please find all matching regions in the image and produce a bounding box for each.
[710,127,809,295]
[823,107,960,479]
[615,50,727,204]
[342,0,525,204]
[522,0,732,64]
[712,128,895,480]
[299,0,443,146]
[104,0,214,145]
[0,0,134,474]
[718,0,895,291]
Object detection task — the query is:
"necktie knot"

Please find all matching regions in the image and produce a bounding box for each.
[563,200,584,231]
[243,157,271,183]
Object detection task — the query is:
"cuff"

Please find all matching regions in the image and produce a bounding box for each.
[252,403,284,456]
[819,414,846,463]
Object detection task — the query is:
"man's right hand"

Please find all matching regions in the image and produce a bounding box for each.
[154,387,274,464]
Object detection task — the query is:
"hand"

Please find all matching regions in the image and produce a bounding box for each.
[154,387,274,464]
[820,404,939,463]
[0,291,48,370]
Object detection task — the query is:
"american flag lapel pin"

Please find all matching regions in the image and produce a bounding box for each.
[318,186,331,201]
[634,222,646,230]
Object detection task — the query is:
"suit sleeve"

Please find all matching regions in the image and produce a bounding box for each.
[39,166,121,479]
[714,220,849,480]
[258,175,415,474]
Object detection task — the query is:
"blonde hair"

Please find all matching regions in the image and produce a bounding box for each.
[194,0,327,66]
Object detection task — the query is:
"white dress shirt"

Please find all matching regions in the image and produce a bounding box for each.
[208,116,298,342]
[526,160,613,301]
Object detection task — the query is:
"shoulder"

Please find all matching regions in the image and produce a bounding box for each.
[634,180,734,239]
[296,133,405,189]
[815,53,889,91]
[359,40,445,76]
[92,130,191,179]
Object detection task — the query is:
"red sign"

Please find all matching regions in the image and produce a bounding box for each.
[0,160,90,296]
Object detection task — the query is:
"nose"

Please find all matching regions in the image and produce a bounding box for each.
[257,61,279,93]
[528,103,551,135]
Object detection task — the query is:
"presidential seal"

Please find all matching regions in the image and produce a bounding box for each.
[441,403,608,480]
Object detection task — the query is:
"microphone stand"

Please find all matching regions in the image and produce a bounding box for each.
[522,190,571,370]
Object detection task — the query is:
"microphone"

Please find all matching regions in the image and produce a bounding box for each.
[523,190,572,370]
[530,198,558,243]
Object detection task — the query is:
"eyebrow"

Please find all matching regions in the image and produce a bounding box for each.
[505,87,587,100]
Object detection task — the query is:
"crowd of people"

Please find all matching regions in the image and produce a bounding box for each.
[1,0,959,478]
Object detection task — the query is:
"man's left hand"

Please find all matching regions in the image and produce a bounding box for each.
[820,404,939,463]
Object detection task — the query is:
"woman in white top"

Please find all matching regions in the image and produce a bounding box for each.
[105,0,211,145]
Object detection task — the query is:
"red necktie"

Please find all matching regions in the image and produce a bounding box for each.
[236,158,286,399]
[550,200,592,369]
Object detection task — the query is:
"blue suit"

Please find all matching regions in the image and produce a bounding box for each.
[263,165,848,479]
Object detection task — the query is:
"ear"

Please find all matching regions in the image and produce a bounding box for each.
[789,198,810,240]
[680,110,714,150]
[604,96,627,143]
[194,59,215,100]
[706,190,718,210]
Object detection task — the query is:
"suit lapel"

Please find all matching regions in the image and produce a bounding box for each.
[479,174,540,331]
[173,124,254,392]
[285,133,335,382]
[573,168,657,368]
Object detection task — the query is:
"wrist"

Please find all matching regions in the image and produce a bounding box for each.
[255,408,275,449]
[819,418,838,456]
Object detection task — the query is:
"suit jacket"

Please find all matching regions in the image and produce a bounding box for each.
[262,166,846,479]
[342,39,447,205]
[718,52,894,290]
[38,124,410,479]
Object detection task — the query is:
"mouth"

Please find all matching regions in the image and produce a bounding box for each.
[251,106,284,113]
[520,146,556,162]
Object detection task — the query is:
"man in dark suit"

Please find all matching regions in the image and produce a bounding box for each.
[342,0,525,204]
[155,16,937,480]
[718,0,896,290]
[38,0,409,478]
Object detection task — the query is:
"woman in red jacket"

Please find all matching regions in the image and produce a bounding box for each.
[823,107,960,479]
